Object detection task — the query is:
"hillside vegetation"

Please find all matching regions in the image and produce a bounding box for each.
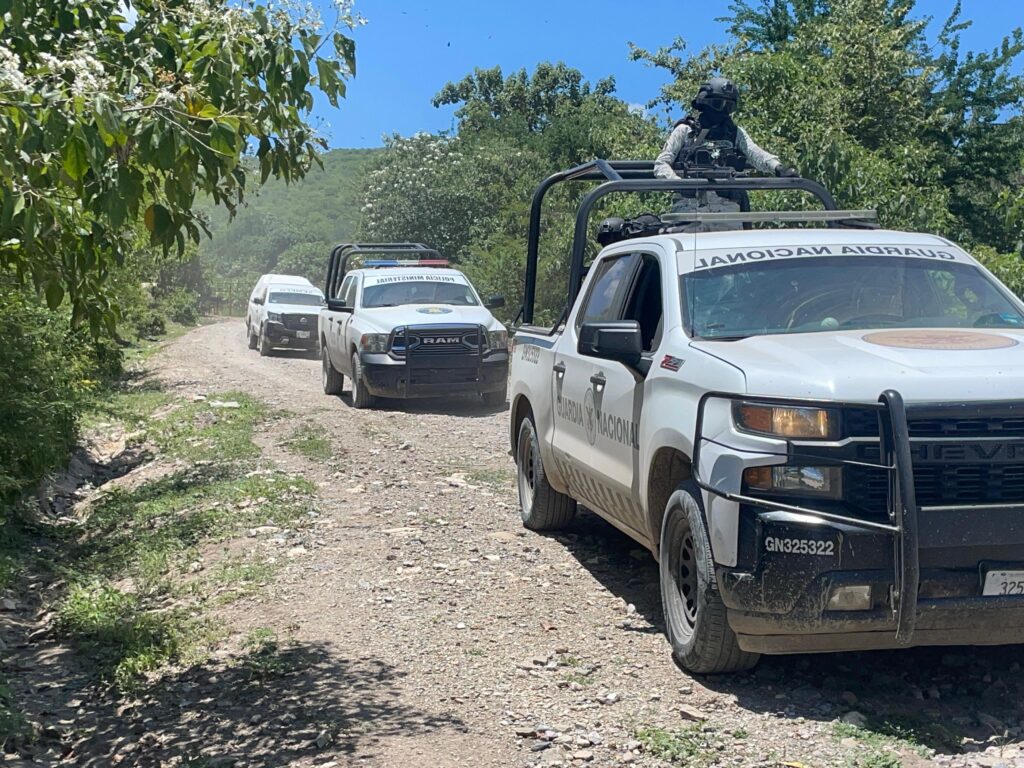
[197,149,380,310]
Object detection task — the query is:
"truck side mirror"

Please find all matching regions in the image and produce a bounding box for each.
[486,294,506,310]
[326,298,353,313]
[252,297,264,305]
[578,321,643,367]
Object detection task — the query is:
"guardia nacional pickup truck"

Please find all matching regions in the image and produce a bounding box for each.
[509,160,1024,673]
[319,243,509,408]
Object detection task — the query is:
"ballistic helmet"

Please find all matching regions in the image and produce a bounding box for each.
[692,77,739,114]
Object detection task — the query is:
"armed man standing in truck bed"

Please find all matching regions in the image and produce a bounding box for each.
[655,77,798,227]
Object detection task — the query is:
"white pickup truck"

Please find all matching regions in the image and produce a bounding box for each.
[319,244,509,408]
[509,161,1024,673]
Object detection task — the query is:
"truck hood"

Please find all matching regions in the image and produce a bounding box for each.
[268,303,322,316]
[691,328,1024,403]
[358,304,501,332]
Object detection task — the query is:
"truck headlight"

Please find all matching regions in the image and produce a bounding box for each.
[744,465,842,498]
[488,330,508,350]
[734,402,838,439]
[267,311,282,323]
[359,333,390,353]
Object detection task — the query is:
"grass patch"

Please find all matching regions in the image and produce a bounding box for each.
[282,423,333,461]
[52,389,315,689]
[240,628,293,679]
[635,726,719,767]
[564,672,595,686]
[55,582,187,691]
[207,557,276,603]
[834,716,951,757]
[465,467,512,486]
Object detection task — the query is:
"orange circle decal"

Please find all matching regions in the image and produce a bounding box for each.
[863,330,1018,350]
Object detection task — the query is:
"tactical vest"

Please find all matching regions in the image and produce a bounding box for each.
[672,114,748,206]
[673,114,746,171]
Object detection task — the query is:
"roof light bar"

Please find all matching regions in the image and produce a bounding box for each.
[364,258,450,267]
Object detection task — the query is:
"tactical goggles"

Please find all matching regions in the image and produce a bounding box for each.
[702,97,736,112]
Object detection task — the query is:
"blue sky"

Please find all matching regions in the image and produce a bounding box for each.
[314,0,1023,148]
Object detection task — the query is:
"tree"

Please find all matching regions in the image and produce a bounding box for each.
[361,64,662,322]
[0,0,357,332]
[631,0,1024,250]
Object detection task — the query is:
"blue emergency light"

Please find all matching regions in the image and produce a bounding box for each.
[364,259,449,267]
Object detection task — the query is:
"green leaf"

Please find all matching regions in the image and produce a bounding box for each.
[335,33,356,75]
[44,280,64,310]
[62,136,89,181]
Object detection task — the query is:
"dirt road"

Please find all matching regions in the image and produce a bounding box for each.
[16,319,1024,767]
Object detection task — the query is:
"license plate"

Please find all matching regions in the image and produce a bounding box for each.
[983,570,1024,596]
[296,331,310,339]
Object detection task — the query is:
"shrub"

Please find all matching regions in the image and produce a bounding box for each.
[130,310,166,339]
[0,283,121,505]
[160,288,201,326]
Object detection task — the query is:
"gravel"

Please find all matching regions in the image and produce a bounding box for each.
[8,319,1023,768]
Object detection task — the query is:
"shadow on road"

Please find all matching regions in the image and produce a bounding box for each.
[554,509,1024,757]
[329,391,509,417]
[48,642,465,766]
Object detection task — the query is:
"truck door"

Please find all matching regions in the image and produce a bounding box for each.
[582,252,664,535]
[332,275,358,372]
[551,252,638,515]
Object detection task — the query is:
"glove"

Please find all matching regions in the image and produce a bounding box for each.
[775,165,799,178]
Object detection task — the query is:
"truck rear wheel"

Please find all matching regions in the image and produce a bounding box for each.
[516,416,576,531]
[322,347,343,395]
[350,352,374,409]
[659,481,759,674]
[247,322,258,350]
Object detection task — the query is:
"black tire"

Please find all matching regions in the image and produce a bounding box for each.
[516,415,576,531]
[350,352,374,409]
[322,346,343,395]
[659,481,759,674]
[247,322,258,350]
[482,385,507,408]
[258,325,272,357]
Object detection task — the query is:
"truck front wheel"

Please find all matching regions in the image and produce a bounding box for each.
[516,416,576,531]
[322,347,344,395]
[258,325,272,357]
[659,482,759,674]
[247,321,258,350]
[350,352,374,409]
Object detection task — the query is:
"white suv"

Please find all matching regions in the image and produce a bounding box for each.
[246,274,324,356]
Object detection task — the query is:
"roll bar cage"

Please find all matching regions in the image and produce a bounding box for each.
[521,159,867,325]
[324,242,442,300]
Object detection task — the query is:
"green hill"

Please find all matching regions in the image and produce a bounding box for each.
[198,147,379,310]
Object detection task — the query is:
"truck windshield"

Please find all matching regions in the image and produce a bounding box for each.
[268,291,323,306]
[683,256,1024,340]
[362,281,479,308]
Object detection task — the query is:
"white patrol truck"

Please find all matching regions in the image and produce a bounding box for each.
[319,243,509,408]
[509,160,1024,673]
[246,274,324,356]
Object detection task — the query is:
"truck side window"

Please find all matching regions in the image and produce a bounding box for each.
[621,255,663,352]
[340,276,357,307]
[576,254,637,330]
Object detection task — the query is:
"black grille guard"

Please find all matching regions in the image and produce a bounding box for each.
[692,389,920,644]
[389,324,489,398]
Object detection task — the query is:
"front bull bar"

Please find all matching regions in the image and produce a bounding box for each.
[692,389,920,644]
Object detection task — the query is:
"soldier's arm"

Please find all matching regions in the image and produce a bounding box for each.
[654,124,690,180]
[736,126,782,174]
